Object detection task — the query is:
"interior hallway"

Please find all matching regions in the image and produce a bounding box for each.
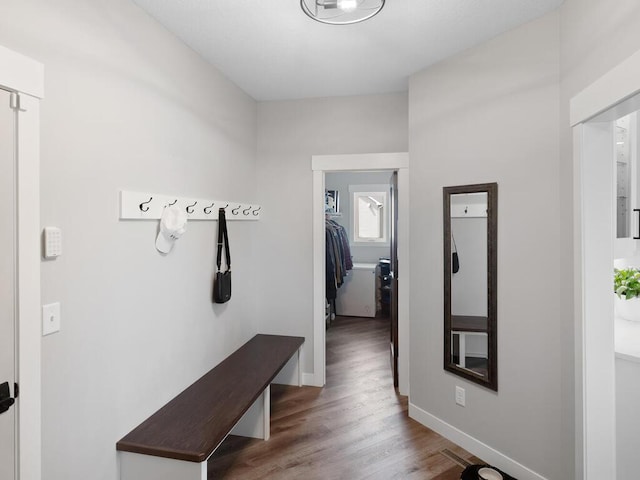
[208,316,480,479]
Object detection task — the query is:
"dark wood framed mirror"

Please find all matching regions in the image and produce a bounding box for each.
[443,183,497,391]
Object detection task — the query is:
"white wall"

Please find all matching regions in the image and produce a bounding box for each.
[0,1,258,479]
[409,12,563,480]
[256,94,408,373]
[6,2,640,479]
[451,218,487,317]
[325,171,392,264]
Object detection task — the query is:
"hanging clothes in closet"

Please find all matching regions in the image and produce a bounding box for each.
[325,218,353,302]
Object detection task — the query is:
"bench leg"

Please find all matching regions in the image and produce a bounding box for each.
[119,451,206,480]
[230,385,270,440]
[272,346,303,387]
[459,333,466,368]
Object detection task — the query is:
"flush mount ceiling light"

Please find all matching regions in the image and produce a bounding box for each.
[300,0,385,25]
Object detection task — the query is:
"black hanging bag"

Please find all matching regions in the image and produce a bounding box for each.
[213,208,232,303]
[452,233,460,274]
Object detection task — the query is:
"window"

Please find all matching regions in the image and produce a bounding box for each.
[351,188,388,244]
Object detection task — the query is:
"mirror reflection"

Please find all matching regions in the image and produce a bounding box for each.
[444,183,497,391]
[451,192,488,376]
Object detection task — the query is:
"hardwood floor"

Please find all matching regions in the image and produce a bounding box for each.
[208,316,480,479]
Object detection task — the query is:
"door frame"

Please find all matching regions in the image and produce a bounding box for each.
[0,44,43,480]
[311,153,410,395]
[571,48,640,480]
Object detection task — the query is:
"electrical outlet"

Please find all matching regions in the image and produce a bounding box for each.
[455,386,465,407]
[42,302,61,336]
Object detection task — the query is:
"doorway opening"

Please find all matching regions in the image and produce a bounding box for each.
[324,170,396,387]
[572,50,640,480]
[311,153,409,395]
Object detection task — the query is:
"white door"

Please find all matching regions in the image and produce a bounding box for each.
[0,87,17,480]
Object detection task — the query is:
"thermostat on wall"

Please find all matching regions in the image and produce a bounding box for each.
[43,227,62,259]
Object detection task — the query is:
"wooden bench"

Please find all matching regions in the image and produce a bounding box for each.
[116,334,304,480]
[451,315,487,369]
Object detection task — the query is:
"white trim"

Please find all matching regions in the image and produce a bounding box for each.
[312,170,327,388]
[312,152,409,171]
[16,95,41,480]
[0,45,44,100]
[312,152,410,395]
[301,372,322,388]
[570,49,640,126]
[0,45,43,480]
[572,125,585,480]
[579,121,617,480]
[408,402,549,480]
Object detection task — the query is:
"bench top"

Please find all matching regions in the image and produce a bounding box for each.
[116,334,304,462]
[451,315,488,333]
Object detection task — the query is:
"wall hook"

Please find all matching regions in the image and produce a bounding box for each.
[120,191,262,221]
[464,206,468,214]
[139,197,153,212]
[186,201,198,214]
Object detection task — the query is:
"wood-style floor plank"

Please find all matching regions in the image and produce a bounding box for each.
[208,316,481,479]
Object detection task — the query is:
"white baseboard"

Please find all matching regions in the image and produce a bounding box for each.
[301,372,323,387]
[408,402,549,480]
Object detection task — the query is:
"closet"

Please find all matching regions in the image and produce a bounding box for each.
[324,171,392,322]
[325,215,353,320]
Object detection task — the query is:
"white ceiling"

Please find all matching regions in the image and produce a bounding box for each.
[132,0,565,101]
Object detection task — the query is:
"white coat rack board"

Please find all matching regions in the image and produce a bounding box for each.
[119,191,262,221]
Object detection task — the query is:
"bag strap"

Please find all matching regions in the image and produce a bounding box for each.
[216,208,231,272]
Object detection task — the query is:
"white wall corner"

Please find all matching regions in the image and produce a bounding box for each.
[408,402,549,480]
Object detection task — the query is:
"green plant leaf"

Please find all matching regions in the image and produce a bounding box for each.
[614,267,640,299]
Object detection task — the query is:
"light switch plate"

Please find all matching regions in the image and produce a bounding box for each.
[42,302,61,336]
[455,386,466,407]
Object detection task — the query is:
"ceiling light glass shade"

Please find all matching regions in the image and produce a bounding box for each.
[300,0,385,25]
